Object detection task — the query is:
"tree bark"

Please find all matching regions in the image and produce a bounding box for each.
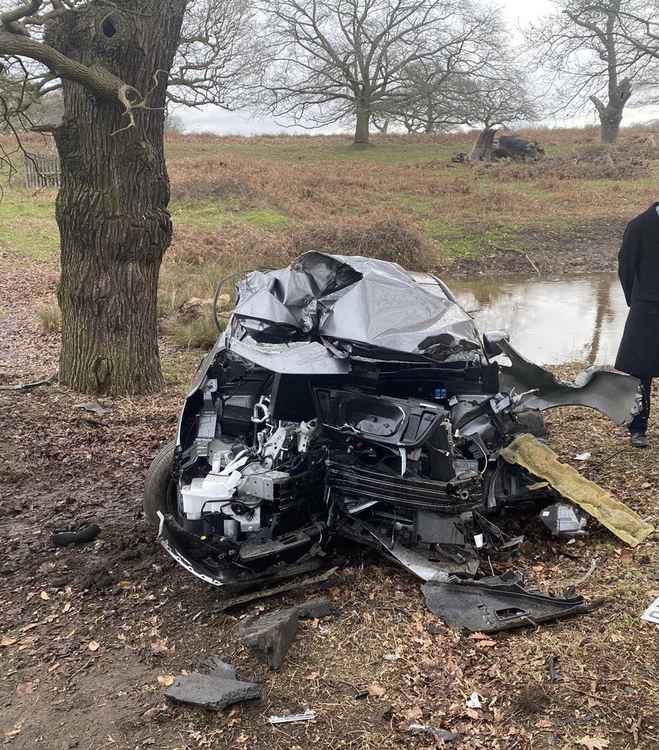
[469,127,497,161]
[46,1,187,394]
[353,107,370,147]
[591,78,631,145]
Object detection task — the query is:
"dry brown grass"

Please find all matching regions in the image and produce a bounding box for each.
[36,301,61,333]
[290,217,432,270]
[5,125,659,352]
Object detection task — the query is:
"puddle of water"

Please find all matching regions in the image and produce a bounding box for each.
[446,273,627,366]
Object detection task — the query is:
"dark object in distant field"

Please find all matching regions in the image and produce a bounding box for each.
[494,134,545,161]
[467,129,545,162]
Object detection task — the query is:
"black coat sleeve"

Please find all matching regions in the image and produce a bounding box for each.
[618,220,642,307]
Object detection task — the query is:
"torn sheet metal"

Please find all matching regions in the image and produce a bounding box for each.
[500,434,654,547]
[231,251,481,359]
[498,339,639,425]
[422,571,591,633]
[228,337,351,375]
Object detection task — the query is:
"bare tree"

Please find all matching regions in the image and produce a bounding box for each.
[257,0,498,147]
[454,71,538,130]
[0,0,252,395]
[385,26,533,135]
[455,70,539,160]
[527,0,655,144]
[377,59,468,134]
[616,2,659,87]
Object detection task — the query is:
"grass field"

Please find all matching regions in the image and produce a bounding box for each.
[1,126,658,349]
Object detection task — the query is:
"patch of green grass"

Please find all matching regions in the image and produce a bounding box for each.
[0,188,58,260]
[329,143,459,164]
[171,199,289,231]
[399,194,436,214]
[239,208,289,229]
[161,313,223,351]
[423,218,521,259]
[166,138,468,166]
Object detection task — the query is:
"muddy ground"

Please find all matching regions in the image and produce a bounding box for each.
[1,253,659,750]
[448,218,627,279]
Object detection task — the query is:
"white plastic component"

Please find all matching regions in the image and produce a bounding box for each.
[297,419,317,453]
[180,470,242,520]
[642,597,659,625]
[263,425,292,467]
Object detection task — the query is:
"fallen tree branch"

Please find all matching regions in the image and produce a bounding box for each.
[0,373,57,391]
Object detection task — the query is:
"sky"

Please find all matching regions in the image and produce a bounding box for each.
[175,0,655,135]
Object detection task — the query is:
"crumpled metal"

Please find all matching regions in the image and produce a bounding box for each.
[231,252,481,359]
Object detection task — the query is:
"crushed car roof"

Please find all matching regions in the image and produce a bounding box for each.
[231,251,481,358]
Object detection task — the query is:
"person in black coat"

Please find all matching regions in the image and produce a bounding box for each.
[615,203,659,448]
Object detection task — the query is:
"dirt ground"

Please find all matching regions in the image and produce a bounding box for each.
[447,217,628,278]
[1,253,659,750]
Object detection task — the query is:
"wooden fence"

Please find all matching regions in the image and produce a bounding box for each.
[24,151,61,189]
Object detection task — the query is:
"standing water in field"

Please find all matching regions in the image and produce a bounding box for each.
[447,273,626,366]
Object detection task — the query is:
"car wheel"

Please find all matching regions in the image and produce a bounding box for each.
[143,439,177,527]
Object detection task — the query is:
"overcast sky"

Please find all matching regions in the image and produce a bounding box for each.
[176,0,656,134]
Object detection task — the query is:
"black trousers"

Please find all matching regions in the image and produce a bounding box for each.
[630,376,652,434]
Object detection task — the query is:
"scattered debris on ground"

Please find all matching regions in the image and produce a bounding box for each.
[268,710,317,725]
[422,572,593,633]
[165,656,261,711]
[2,254,658,749]
[51,522,101,547]
[239,607,299,671]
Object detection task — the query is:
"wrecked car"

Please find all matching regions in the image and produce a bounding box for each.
[494,134,545,161]
[144,252,653,628]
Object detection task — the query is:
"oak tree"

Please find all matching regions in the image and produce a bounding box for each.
[0,0,252,394]
[258,0,497,147]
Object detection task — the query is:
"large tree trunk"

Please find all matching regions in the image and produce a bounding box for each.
[591,78,632,145]
[599,112,622,145]
[353,107,370,147]
[46,1,186,394]
[469,127,497,161]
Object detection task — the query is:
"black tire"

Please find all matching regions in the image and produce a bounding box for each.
[143,439,177,527]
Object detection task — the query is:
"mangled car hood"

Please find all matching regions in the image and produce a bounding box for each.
[230,252,481,359]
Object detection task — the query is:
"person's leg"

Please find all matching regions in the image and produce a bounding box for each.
[630,376,652,446]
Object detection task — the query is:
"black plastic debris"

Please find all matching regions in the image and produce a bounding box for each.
[547,654,562,682]
[422,571,592,633]
[239,608,298,670]
[165,657,261,711]
[51,522,101,547]
[295,596,338,620]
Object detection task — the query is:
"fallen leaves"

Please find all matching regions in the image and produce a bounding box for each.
[15,681,36,697]
[150,638,175,656]
[39,591,50,601]
[0,635,18,647]
[367,683,386,698]
[157,675,175,687]
[577,737,610,750]
[88,640,100,652]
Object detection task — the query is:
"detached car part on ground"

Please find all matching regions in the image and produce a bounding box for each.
[145,252,653,632]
